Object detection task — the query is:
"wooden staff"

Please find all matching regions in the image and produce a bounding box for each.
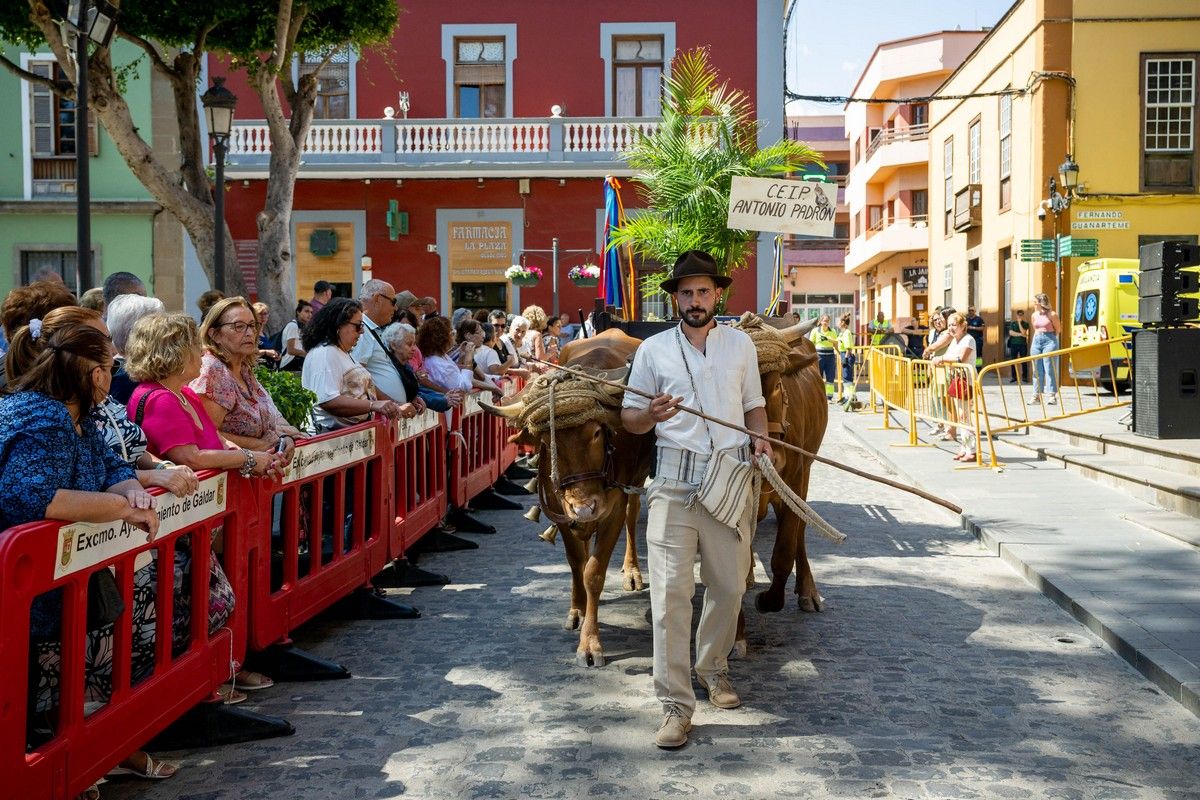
[524,356,962,515]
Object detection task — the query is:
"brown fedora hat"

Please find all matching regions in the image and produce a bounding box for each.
[660,250,733,294]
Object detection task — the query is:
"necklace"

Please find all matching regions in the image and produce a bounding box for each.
[164,385,190,407]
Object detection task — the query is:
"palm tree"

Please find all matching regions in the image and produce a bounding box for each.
[609,47,823,304]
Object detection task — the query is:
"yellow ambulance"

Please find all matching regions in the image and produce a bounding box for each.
[1070,258,1140,390]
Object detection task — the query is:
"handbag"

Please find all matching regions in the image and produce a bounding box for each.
[86,568,125,631]
[675,329,759,537]
[947,374,973,400]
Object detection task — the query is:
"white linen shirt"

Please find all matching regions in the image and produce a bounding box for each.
[624,323,765,454]
[351,317,409,403]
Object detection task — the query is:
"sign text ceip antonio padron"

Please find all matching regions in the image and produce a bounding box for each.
[726,176,837,238]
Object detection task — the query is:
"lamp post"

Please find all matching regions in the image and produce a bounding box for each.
[57,0,118,292]
[201,77,238,293]
[1043,153,1080,322]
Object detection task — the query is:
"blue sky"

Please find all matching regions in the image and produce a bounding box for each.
[786,0,1017,116]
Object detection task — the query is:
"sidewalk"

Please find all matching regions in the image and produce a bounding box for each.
[839,404,1200,719]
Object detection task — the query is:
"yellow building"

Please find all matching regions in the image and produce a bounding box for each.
[928,0,1200,363]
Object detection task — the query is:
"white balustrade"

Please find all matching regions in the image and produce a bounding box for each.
[564,120,658,152]
[306,123,383,154]
[395,121,549,154]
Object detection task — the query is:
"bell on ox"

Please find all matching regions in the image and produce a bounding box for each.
[523,505,542,523]
[523,476,540,493]
[540,524,559,544]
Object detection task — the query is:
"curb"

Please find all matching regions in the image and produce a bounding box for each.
[839,413,1200,720]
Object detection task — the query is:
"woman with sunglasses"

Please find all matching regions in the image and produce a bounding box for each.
[301,298,405,431]
[193,297,305,465]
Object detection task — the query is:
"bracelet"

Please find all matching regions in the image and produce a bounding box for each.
[154,460,175,471]
[238,448,256,478]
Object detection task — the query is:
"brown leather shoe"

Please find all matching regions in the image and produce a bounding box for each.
[704,672,741,709]
[654,705,692,748]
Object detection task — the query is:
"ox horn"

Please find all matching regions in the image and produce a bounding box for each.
[478,395,525,420]
[523,477,540,493]
[778,317,820,347]
[523,505,542,523]
[539,524,559,544]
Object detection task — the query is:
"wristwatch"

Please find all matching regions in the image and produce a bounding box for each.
[238,448,256,477]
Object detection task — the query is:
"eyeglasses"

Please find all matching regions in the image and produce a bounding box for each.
[347,321,364,332]
[377,293,397,304]
[215,321,256,335]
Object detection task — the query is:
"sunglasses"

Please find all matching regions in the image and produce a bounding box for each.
[347,321,364,332]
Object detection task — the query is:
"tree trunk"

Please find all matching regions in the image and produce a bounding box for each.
[252,68,319,332]
[28,14,246,298]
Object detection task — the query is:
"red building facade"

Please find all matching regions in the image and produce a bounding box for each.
[216,1,785,318]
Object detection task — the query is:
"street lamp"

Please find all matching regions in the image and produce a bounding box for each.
[52,0,119,292]
[1041,153,1082,319]
[201,77,238,293]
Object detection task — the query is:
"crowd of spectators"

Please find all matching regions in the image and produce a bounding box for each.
[0,273,564,799]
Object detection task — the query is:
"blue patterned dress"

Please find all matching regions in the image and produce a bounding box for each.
[0,391,135,718]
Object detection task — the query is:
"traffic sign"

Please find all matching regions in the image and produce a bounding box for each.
[1058,235,1099,258]
[1019,238,1055,262]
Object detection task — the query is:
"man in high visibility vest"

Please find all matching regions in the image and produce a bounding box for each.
[868,310,892,346]
[809,314,839,399]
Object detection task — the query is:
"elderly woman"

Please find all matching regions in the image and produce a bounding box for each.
[380,322,460,410]
[192,297,304,464]
[106,293,166,405]
[301,298,408,431]
[0,323,163,794]
[521,304,550,365]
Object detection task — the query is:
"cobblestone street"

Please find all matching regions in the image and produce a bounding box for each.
[106,420,1200,800]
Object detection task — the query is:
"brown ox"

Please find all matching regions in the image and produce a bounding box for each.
[734,317,828,654]
[481,328,654,667]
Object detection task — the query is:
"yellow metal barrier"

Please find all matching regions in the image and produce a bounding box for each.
[974,336,1131,468]
[837,344,902,411]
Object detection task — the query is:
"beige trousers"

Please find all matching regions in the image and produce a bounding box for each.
[646,477,753,718]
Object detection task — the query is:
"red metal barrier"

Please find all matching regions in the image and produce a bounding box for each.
[389,410,448,557]
[494,377,523,477]
[247,420,390,652]
[450,396,499,507]
[0,472,244,799]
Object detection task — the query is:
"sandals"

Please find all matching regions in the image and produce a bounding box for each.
[107,753,178,781]
[217,684,247,705]
[953,451,976,462]
[234,669,275,691]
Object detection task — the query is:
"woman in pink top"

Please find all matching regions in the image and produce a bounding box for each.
[1028,293,1063,404]
[124,313,281,476]
[124,312,281,699]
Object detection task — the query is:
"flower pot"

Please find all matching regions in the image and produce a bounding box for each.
[510,276,540,287]
[570,277,599,288]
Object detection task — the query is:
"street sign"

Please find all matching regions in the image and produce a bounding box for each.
[726,176,837,237]
[1058,235,1099,258]
[1019,238,1055,263]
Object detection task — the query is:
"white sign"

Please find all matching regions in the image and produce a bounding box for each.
[726,176,838,237]
[1076,210,1124,220]
[282,427,377,485]
[396,410,441,440]
[55,474,229,580]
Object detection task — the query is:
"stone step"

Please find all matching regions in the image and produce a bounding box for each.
[1122,509,1200,550]
[994,436,1200,522]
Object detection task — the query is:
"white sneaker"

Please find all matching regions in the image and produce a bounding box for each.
[1028,395,1042,405]
[1046,395,1057,405]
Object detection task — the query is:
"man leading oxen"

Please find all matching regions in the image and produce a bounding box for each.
[621,251,773,750]
[479,327,654,670]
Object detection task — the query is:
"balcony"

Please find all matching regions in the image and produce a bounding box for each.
[785,238,851,267]
[225,116,661,178]
[844,215,929,274]
[851,124,929,187]
[953,184,982,232]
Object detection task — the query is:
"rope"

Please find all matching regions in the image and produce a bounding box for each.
[755,454,846,544]
[549,379,559,486]
[512,369,625,434]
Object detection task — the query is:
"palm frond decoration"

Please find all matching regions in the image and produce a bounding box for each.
[611,47,823,303]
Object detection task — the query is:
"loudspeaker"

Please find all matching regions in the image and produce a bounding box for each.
[1138,240,1200,325]
[1132,328,1200,439]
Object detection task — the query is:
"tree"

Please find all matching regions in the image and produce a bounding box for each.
[0,0,397,325]
[609,48,822,301]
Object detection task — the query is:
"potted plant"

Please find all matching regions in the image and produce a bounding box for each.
[505,264,543,287]
[568,263,601,288]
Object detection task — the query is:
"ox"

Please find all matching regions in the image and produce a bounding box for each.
[733,316,828,654]
[481,328,654,667]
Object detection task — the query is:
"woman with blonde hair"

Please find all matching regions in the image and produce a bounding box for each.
[193,297,304,464]
[521,304,549,367]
